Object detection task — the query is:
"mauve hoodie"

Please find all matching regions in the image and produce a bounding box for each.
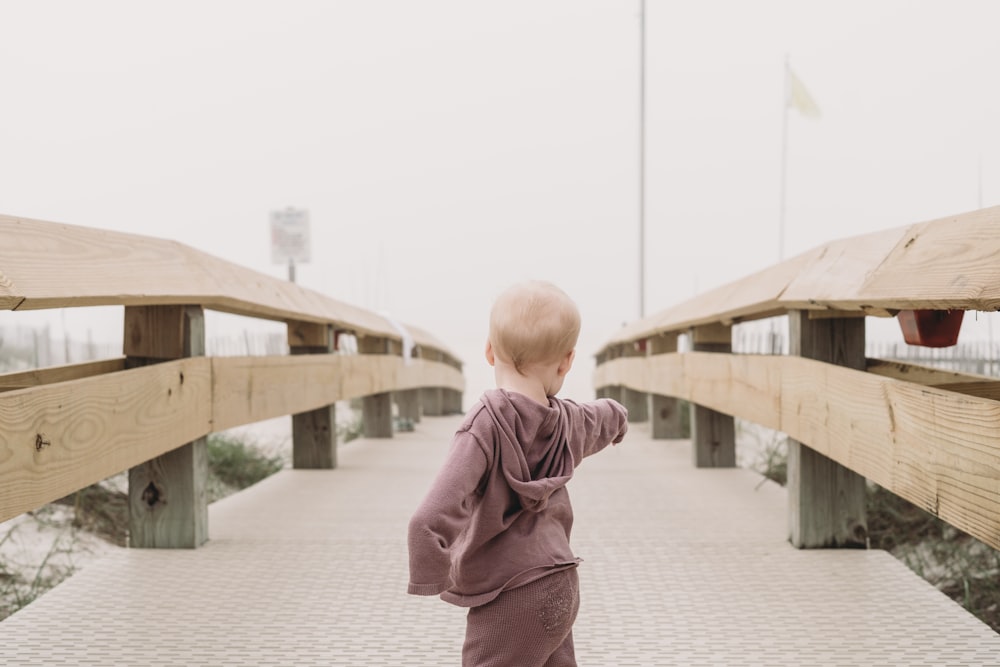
[407,388,628,607]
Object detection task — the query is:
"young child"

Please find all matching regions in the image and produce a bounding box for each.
[407,280,629,667]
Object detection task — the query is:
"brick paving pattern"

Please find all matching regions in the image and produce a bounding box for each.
[1,416,998,665]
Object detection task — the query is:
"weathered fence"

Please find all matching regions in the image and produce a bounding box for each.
[594,206,1000,552]
[0,215,464,547]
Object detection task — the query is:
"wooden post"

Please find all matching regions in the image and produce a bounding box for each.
[690,323,735,468]
[621,342,649,422]
[419,348,444,416]
[594,350,608,399]
[787,311,868,548]
[443,389,462,414]
[395,389,421,423]
[360,336,393,438]
[650,332,684,439]
[288,321,337,469]
[421,387,443,416]
[124,305,208,548]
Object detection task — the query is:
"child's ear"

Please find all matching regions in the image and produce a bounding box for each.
[485,340,496,367]
[557,349,576,377]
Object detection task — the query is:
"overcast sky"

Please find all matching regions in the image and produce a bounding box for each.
[3,1,999,402]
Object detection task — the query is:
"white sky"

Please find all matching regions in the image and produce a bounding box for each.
[3,1,1000,403]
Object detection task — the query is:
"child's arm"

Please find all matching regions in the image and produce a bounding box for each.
[406,432,489,596]
[565,397,629,461]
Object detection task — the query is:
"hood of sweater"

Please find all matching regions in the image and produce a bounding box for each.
[479,388,575,513]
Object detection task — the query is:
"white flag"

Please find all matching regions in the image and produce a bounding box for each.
[786,65,821,119]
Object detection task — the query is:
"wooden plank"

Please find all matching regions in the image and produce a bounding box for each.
[0,358,126,392]
[212,354,389,431]
[786,311,867,549]
[292,407,336,469]
[395,389,421,423]
[124,305,196,359]
[363,392,393,438]
[287,320,331,348]
[649,333,683,439]
[126,305,208,548]
[129,437,208,548]
[857,207,1000,310]
[0,359,212,523]
[867,358,1000,401]
[289,320,337,470]
[778,227,913,311]
[595,352,1000,552]
[599,206,1000,351]
[690,324,735,468]
[421,387,444,416]
[0,215,399,339]
[210,355,463,432]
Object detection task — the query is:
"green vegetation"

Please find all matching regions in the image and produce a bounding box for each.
[206,433,284,492]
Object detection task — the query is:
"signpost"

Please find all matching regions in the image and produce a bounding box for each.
[270,207,311,283]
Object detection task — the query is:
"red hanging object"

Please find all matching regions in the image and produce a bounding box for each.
[896,309,965,348]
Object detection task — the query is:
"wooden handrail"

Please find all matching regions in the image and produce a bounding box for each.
[0,214,458,359]
[594,206,1000,553]
[600,206,1000,349]
[0,215,464,544]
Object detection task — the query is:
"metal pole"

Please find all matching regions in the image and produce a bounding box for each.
[288,257,296,283]
[779,55,790,262]
[638,0,646,319]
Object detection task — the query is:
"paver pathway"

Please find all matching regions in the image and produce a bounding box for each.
[2,416,998,665]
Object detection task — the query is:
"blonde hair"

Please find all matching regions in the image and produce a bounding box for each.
[489,281,580,373]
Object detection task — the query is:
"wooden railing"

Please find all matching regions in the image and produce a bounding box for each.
[594,206,1000,552]
[0,214,464,547]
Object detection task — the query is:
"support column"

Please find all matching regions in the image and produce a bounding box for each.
[690,323,735,468]
[289,321,337,469]
[395,389,421,424]
[787,311,868,548]
[594,351,609,400]
[621,341,649,422]
[420,387,442,416]
[125,305,208,549]
[650,332,684,439]
[360,336,393,438]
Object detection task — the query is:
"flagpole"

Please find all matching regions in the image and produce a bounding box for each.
[638,0,646,319]
[779,55,790,262]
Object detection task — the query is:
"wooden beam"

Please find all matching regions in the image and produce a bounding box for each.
[649,333,683,439]
[288,321,336,470]
[395,389,421,423]
[593,351,1000,552]
[0,358,126,393]
[867,358,1000,401]
[125,305,208,548]
[689,324,735,468]
[787,311,867,549]
[359,336,393,438]
[0,358,212,524]
[599,207,1000,350]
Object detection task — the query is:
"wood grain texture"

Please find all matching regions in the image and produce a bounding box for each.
[786,312,867,549]
[0,358,212,523]
[1,353,465,521]
[129,439,208,548]
[0,358,126,392]
[0,213,474,360]
[210,355,463,432]
[595,352,1000,550]
[601,206,1000,350]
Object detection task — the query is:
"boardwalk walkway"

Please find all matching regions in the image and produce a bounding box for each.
[2,415,998,666]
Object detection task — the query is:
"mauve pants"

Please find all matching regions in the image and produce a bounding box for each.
[462,568,580,667]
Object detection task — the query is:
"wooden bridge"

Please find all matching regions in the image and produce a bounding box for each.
[2,210,1000,665]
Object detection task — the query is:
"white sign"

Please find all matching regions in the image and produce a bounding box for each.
[270,207,311,264]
